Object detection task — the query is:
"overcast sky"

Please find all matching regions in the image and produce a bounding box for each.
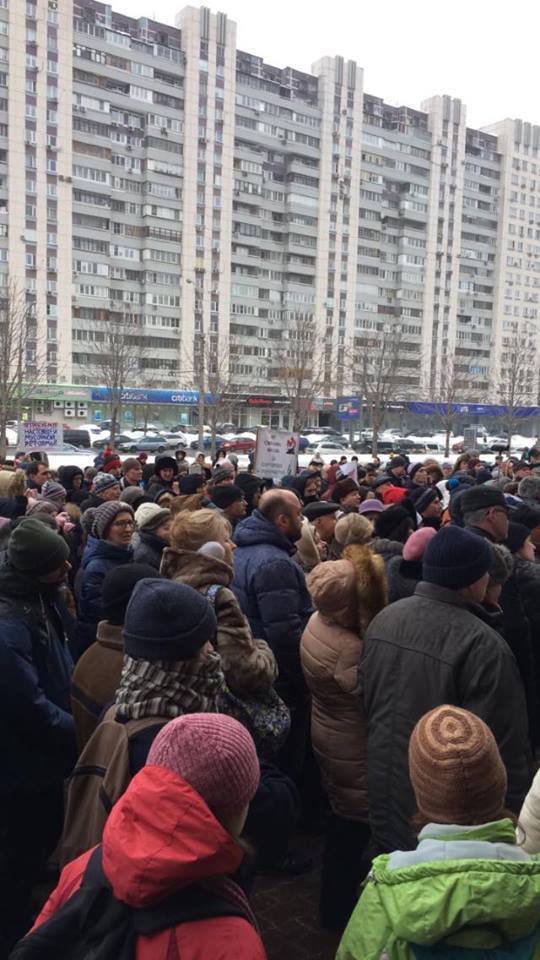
[111,0,538,130]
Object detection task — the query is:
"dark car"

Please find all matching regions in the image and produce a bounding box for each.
[189,435,226,451]
[91,433,134,450]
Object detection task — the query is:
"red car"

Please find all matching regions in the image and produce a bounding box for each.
[221,436,256,453]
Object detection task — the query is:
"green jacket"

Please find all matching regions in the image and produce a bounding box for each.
[337,820,540,960]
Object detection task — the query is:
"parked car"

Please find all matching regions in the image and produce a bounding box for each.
[221,436,256,453]
[216,422,237,433]
[188,435,226,451]
[118,435,169,453]
[91,433,134,450]
[160,432,189,448]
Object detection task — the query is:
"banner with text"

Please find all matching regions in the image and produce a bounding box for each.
[18,420,62,451]
[254,427,299,481]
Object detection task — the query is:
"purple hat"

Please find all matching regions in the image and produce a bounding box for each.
[358,499,384,515]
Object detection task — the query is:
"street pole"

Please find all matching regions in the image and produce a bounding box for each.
[198,331,205,451]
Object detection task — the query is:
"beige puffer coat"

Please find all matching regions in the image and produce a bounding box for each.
[301,544,387,820]
[160,546,278,696]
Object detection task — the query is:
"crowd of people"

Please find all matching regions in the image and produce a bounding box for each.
[3,443,540,958]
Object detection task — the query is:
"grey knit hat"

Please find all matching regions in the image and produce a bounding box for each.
[41,480,67,506]
[92,501,134,540]
[94,472,121,496]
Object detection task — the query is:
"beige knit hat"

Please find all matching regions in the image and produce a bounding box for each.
[135,501,171,532]
[334,513,373,547]
[409,705,507,825]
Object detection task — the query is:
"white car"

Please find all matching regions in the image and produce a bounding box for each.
[311,442,357,457]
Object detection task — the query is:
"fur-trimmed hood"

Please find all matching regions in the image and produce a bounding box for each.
[0,467,26,498]
[307,543,387,634]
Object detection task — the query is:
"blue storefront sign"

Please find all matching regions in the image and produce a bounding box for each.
[336,396,361,420]
[407,401,540,419]
[91,387,201,405]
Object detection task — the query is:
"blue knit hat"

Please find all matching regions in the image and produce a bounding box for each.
[123,579,217,661]
[423,526,493,589]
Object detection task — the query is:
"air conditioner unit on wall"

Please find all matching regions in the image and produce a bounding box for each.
[53,400,64,409]
[76,409,87,418]
[64,408,75,418]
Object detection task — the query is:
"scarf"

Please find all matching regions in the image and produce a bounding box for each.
[115,649,224,721]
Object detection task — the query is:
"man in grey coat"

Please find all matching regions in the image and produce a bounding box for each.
[360,524,531,853]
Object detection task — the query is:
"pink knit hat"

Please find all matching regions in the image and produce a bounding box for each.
[146,713,260,814]
[403,526,437,562]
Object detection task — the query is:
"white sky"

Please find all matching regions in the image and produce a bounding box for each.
[111,0,539,130]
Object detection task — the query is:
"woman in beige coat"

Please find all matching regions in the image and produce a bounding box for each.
[161,508,277,696]
[301,541,387,932]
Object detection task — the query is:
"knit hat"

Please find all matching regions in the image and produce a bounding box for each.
[102,454,122,474]
[408,462,424,480]
[92,501,134,540]
[358,498,384,516]
[387,456,407,471]
[8,516,69,576]
[41,480,67,506]
[505,522,531,555]
[94,472,121,496]
[210,484,245,510]
[518,475,540,502]
[120,486,149,509]
[512,504,540,530]
[147,713,259,815]
[236,472,264,499]
[81,507,97,537]
[409,705,507,825]
[402,527,437,562]
[216,459,236,476]
[332,477,359,503]
[123,579,217,661]
[413,487,441,515]
[135,502,171,532]
[382,487,407,506]
[460,485,507,515]
[101,563,159,625]
[423,526,493,589]
[179,474,205,495]
[212,468,235,485]
[334,513,373,547]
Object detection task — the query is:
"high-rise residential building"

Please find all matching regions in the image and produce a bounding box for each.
[1,0,539,429]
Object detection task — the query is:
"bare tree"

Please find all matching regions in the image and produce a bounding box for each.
[183,333,244,459]
[497,326,538,453]
[270,312,326,432]
[348,322,405,456]
[422,357,480,456]
[0,281,48,460]
[88,314,141,449]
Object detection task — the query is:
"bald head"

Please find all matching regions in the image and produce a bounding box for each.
[259,488,303,543]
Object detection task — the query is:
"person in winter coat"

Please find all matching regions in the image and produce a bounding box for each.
[338,705,540,960]
[386,527,436,603]
[57,465,86,506]
[236,471,265,515]
[161,508,277,696]
[70,562,158,751]
[61,579,223,866]
[146,455,178,498]
[79,472,121,513]
[19,714,266,960]
[0,519,77,954]
[360,524,531,854]
[74,501,134,659]
[232,489,312,782]
[301,544,386,932]
[133,502,172,570]
[371,504,414,567]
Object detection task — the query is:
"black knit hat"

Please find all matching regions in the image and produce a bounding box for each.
[8,517,70,576]
[423,526,493,589]
[375,505,412,540]
[123,579,217,661]
[387,456,408,471]
[179,474,205,495]
[413,487,441,515]
[210,484,245,509]
[505,522,531,555]
[460,486,507,515]
[101,564,159,625]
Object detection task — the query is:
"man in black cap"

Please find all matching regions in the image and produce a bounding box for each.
[210,483,247,528]
[384,456,408,488]
[0,518,77,951]
[303,501,340,552]
[412,487,443,530]
[461,486,509,544]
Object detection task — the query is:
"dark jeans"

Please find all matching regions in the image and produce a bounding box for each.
[0,784,64,958]
[319,815,371,932]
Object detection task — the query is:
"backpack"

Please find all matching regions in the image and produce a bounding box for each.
[10,845,253,960]
[206,584,291,758]
[60,706,164,867]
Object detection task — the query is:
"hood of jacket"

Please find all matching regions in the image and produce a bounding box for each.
[58,465,84,491]
[370,536,403,561]
[368,820,540,947]
[233,509,295,555]
[160,546,233,588]
[307,543,386,632]
[81,536,133,569]
[102,764,243,908]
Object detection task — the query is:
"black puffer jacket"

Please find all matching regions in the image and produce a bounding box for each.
[359,581,532,853]
[133,530,168,571]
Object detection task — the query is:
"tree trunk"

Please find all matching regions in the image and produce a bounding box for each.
[0,406,7,462]
[371,408,383,457]
[143,403,150,434]
[110,400,120,450]
[444,424,451,458]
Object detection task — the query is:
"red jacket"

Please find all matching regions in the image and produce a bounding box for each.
[32,765,266,960]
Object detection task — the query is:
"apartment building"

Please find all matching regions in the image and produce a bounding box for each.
[1,0,539,423]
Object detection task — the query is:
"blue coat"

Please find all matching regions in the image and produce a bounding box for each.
[232,510,312,703]
[75,537,133,659]
[0,564,77,796]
